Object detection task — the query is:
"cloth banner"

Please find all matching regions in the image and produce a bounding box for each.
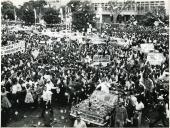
[140,43,154,53]
[147,52,166,65]
[90,38,106,44]
[93,55,110,62]
[34,8,37,22]
[110,37,129,47]
[117,39,129,47]
[1,41,25,55]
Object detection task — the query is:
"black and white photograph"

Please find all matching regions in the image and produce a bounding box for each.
[1,0,169,127]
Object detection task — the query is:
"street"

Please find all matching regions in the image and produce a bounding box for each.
[7,104,73,127]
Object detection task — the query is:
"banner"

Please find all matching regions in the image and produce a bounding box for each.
[60,8,63,21]
[110,37,129,47]
[93,55,110,62]
[97,4,102,23]
[33,8,37,24]
[140,43,154,53]
[147,52,166,65]
[14,8,17,22]
[1,41,25,55]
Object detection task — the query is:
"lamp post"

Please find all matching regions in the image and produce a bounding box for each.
[96,3,102,33]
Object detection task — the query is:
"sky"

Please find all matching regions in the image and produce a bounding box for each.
[1,0,169,12]
[1,0,70,7]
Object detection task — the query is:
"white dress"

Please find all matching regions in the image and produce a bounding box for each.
[25,88,34,103]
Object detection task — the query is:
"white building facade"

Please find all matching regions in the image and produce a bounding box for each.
[90,0,166,23]
[46,0,61,9]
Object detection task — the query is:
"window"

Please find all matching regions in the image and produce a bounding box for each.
[145,5,149,12]
[105,5,108,11]
[150,5,155,11]
[101,3,104,7]
[128,5,131,10]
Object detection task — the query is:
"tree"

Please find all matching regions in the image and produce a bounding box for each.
[17,0,47,25]
[21,8,35,24]
[67,0,82,13]
[1,1,16,20]
[43,8,60,25]
[108,0,135,23]
[149,6,168,25]
[144,14,157,26]
[67,0,96,32]
[137,6,168,26]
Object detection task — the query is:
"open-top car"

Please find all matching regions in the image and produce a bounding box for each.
[70,90,118,126]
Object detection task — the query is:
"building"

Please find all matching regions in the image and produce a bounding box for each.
[90,0,166,23]
[46,0,61,9]
[45,0,71,9]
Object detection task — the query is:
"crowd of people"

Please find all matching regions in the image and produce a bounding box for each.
[1,23,169,127]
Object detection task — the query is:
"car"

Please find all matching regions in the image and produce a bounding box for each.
[70,90,118,126]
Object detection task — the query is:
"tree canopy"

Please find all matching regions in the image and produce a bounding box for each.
[67,0,96,32]
[1,1,16,20]
[43,8,60,25]
[16,0,47,24]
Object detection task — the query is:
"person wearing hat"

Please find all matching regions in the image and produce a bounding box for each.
[149,95,168,127]
[73,113,87,128]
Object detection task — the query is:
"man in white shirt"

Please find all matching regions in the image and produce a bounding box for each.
[11,81,22,110]
[74,114,87,128]
[45,79,55,91]
[135,98,144,127]
[96,81,111,93]
[41,86,53,118]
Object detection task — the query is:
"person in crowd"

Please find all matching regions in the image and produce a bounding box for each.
[134,97,144,127]
[1,87,12,126]
[11,79,22,112]
[96,79,111,93]
[73,113,87,128]
[24,84,34,107]
[149,95,168,127]
[41,86,53,118]
[115,101,128,127]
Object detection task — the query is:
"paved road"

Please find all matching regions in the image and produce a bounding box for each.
[6,103,168,127]
[7,104,73,127]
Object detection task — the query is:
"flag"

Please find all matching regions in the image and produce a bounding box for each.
[97,4,102,23]
[154,21,159,26]
[33,8,37,23]
[133,21,137,25]
[60,8,63,21]
[14,8,17,21]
